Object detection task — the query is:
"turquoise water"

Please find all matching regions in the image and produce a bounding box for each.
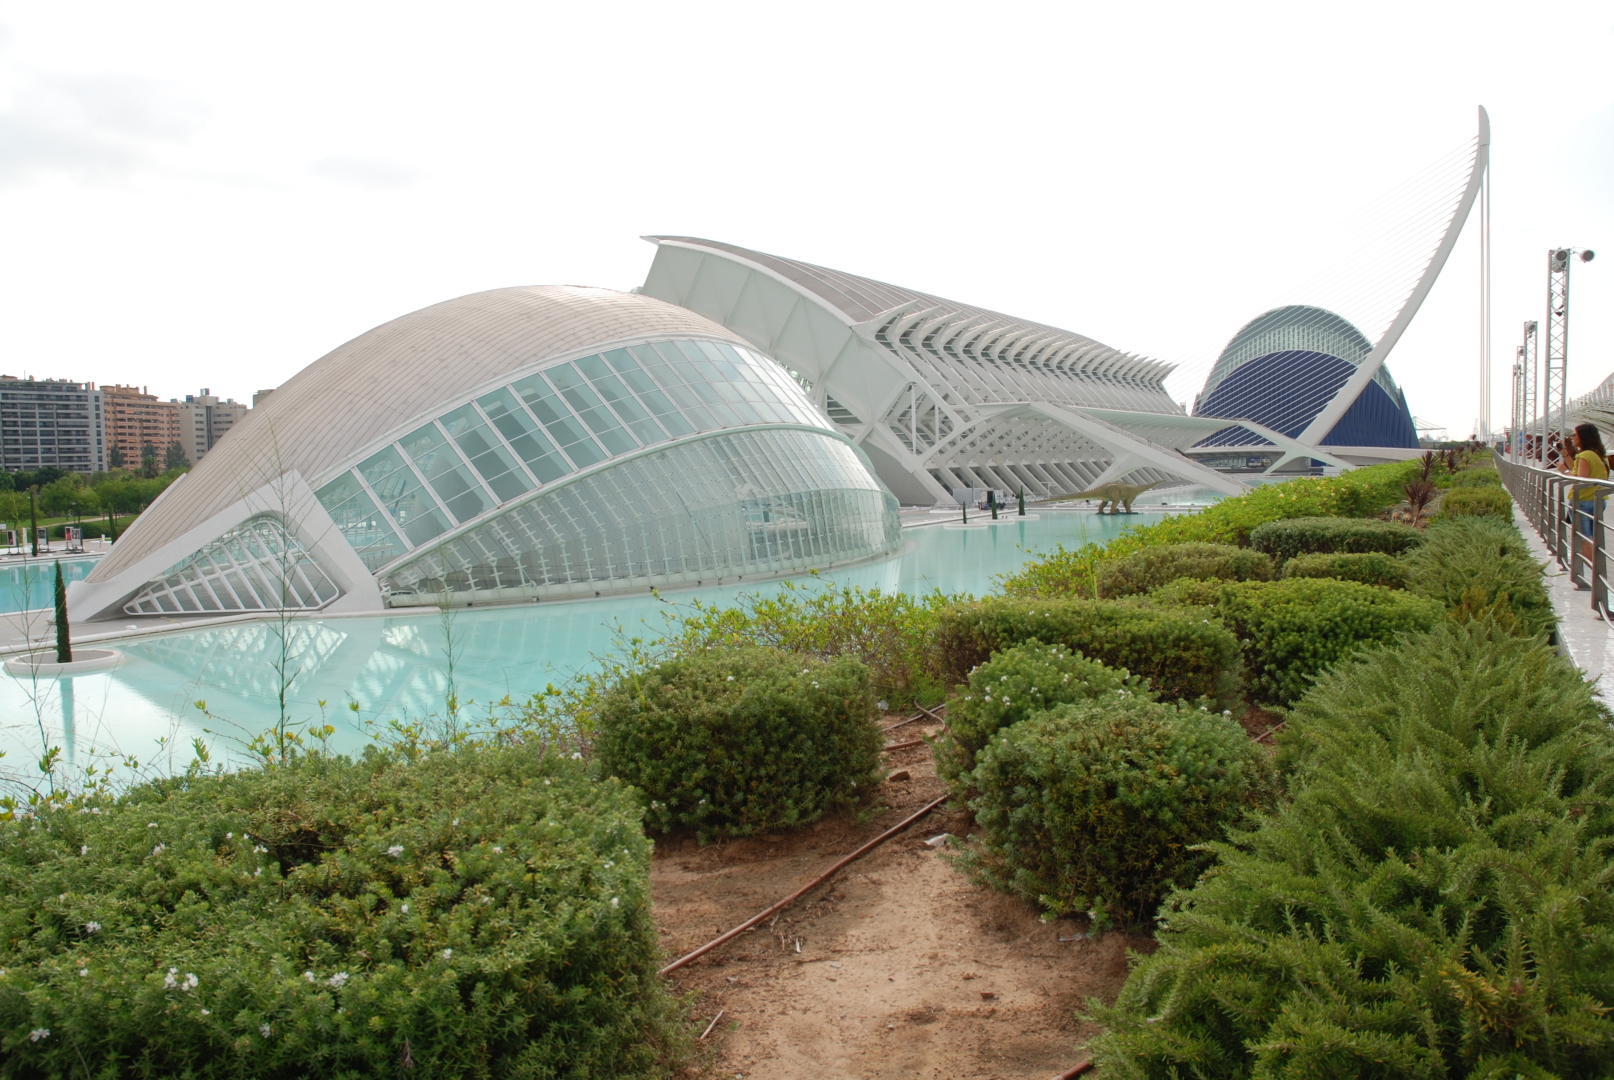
[0,558,98,614]
[1,511,1174,779]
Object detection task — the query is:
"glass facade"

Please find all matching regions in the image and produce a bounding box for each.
[380,428,900,605]
[314,338,840,572]
[125,514,340,615]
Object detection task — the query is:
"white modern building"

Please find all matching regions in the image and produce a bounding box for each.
[71,287,901,622]
[639,237,1344,502]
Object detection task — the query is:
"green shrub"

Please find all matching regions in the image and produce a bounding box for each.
[1089,621,1614,1078]
[1248,515,1423,561]
[960,697,1272,926]
[934,641,1152,789]
[1095,542,1274,598]
[1141,577,1224,609]
[1001,459,1429,599]
[1215,579,1442,705]
[0,745,677,1079]
[593,646,882,840]
[1280,550,1409,589]
[1405,515,1555,637]
[1438,484,1514,519]
[931,598,1243,709]
[1448,466,1502,488]
[660,581,955,708]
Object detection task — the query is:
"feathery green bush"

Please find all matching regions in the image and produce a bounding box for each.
[1141,577,1224,609]
[1089,621,1614,1079]
[960,697,1272,926]
[1405,514,1555,637]
[1438,484,1514,519]
[0,745,676,1079]
[930,598,1243,709]
[1214,578,1442,705]
[1095,542,1274,599]
[1280,550,1409,589]
[933,640,1152,790]
[1248,515,1423,561]
[593,646,882,841]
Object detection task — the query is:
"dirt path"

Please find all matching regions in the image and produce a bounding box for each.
[652,724,1151,1079]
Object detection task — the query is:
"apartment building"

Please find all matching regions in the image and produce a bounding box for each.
[0,376,106,473]
[177,389,249,464]
[101,384,182,467]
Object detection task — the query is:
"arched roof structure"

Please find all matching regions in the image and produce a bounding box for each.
[72,286,901,622]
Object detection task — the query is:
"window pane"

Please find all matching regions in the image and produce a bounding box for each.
[543,364,638,455]
[400,423,490,523]
[576,354,668,445]
[357,446,451,547]
[438,403,533,502]
[476,387,572,483]
[316,472,406,568]
[510,372,607,468]
[604,349,694,437]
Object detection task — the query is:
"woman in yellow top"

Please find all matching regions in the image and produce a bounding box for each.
[1559,422,1610,567]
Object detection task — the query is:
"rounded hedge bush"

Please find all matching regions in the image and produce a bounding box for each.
[593,646,883,840]
[935,640,1151,790]
[0,745,673,1079]
[1280,550,1409,589]
[1215,578,1443,705]
[1447,465,1502,488]
[1095,542,1274,599]
[960,697,1272,926]
[1248,516,1423,562]
[931,598,1243,710]
[1438,484,1513,519]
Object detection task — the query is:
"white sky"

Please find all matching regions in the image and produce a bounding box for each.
[1,1,1610,439]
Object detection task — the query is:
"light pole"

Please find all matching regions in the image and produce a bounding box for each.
[1544,248,1595,458]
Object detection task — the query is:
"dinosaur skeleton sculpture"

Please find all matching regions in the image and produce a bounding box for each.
[1037,480,1165,515]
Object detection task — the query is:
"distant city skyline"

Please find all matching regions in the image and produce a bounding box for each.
[0,1,1609,438]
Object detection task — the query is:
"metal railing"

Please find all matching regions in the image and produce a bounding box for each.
[1496,455,1614,616]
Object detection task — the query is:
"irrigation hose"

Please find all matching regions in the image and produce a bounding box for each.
[658,794,950,976]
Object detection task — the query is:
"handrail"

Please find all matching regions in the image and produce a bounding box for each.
[1495,456,1613,618]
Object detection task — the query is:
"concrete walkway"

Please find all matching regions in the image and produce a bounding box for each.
[1513,502,1614,703]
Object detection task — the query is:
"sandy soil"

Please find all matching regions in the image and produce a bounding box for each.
[651,722,1153,1080]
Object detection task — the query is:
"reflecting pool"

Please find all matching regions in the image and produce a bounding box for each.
[0,558,97,614]
[2,510,1177,777]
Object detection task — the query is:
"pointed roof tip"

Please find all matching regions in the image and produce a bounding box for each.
[1478,105,1490,145]
[640,235,663,245]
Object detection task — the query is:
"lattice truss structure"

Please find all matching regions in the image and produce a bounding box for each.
[641,237,1280,503]
[124,513,339,615]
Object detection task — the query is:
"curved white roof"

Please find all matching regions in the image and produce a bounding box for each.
[90,286,748,584]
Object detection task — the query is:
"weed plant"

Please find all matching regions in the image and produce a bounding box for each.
[1090,620,1614,1078]
[958,696,1272,927]
[1247,516,1423,562]
[1438,484,1515,519]
[592,646,883,841]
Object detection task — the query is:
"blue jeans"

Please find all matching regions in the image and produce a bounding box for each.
[1578,500,1598,539]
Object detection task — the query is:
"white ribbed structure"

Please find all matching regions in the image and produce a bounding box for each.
[642,237,1256,503]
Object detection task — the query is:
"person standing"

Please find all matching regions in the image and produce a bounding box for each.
[1559,422,1610,579]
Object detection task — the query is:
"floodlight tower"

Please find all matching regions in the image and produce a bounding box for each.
[1544,247,1595,446]
[1511,345,1524,459]
[1523,319,1540,460]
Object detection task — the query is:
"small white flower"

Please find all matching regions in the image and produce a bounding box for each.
[570,752,582,760]
[604,861,614,869]
[28,1028,48,1042]
[387,845,405,858]
[84,921,100,934]
[401,903,410,914]
[492,846,503,854]
[1001,696,1010,704]
[164,969,179,989]
[147,823,158,829]
[152,844,166,856]
[303,971,316,983]
[183,973,198,991]
[254,845,267,853]
[78,968,88,977]
[610,897,619,909]
[226,832,233,838]
[260,1024,272,1038]
[726,675,735,681]
[80,845,88,855]
[328,972,348,989]
[200,1008,210,1015]
[254,868,262,877]
[440,948,453,960]
[877,700,889,711]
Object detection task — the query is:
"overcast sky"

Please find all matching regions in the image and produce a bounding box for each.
[1,1,1609,439]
